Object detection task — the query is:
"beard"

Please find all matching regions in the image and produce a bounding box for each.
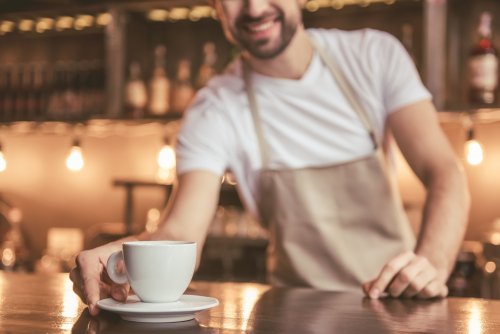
[231,6,300,60]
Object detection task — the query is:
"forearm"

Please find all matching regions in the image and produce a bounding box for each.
[415,163,470,279]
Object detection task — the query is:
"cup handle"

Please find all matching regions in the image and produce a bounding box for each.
[106,251,128,285]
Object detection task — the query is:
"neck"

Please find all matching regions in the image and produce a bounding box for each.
[242,27,313,80]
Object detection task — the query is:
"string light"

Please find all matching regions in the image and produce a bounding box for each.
[65,138,84,172]
[157,137,176,170]
[155,134,176,183]
[0,142,6,172]
[464,127,484,166]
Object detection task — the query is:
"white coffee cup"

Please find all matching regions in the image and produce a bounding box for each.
[106,240,196,303]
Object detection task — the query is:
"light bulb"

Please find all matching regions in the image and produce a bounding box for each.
[0,151,6,172]
[66,140,84,171]
[464,127,483,166]
[465,139,484,166]
[157,144,176,170]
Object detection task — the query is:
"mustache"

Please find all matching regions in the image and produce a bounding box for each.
[235,11,282,27]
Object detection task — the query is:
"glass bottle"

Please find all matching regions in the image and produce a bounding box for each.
[2,67,14,122]
[468,11,498,105]
[196,42,218,89]
[170,58,195,113]
[125,61,148,118]
[149,45,170,116]
[13,65,25,121]
[24,64,37,121]
[0,67,5,122]
[401,23,417,66]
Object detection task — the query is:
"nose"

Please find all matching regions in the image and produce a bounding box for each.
[244,0,269,17]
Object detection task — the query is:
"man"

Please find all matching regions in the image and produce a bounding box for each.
[71,0,469,316]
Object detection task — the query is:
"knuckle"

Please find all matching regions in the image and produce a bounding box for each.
[409,280,424,293]
[398,270,412,284]
[420,285,439,298]
[384,262,397,273]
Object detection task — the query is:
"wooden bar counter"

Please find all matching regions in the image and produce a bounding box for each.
[1,271,499,333]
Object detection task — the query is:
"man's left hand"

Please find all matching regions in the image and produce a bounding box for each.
[362,251,448,299]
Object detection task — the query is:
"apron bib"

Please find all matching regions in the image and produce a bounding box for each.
[243,39,415,291]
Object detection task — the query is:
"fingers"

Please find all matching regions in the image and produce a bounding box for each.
[364,251,448,300]
[75,251,104,316]
[415,281,448,299]
[367,251,415,299]
[111,283,130,302]
[389,256,432,298]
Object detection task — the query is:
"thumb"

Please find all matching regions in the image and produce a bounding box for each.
[111,283,130,302]
[362,279,375,296]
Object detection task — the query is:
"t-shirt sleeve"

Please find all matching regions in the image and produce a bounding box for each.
[175,89,231,176]
[376,32,432,113]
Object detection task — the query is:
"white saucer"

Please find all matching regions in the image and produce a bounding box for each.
[97,294,219,323]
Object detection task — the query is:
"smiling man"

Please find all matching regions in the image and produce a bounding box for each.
[71,0,470,316]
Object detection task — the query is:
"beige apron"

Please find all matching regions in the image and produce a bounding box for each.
[242,40,415,291]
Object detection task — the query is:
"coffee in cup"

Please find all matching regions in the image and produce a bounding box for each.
[106,240,196,303]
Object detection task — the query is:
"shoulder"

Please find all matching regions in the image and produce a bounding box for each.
[307,28,402,56]
[183,60,246,131]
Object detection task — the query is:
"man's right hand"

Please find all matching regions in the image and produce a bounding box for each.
[69,245,130,316]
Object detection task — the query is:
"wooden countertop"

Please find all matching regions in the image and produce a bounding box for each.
[1,271,499,333]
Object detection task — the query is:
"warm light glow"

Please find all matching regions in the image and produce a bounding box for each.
[1,247,15,267]
[157,144,176,169]
[147,9,169,21]
[74,15,94,30]
[145,208,161,233]
[156,167,175,184]
[56,16,74,31]
[36,18,54,33]
[189,6,213,21]
[18,19,34,32]
[306,0,320,12]
[484,261,496,274]
[62,276,80,318]
[169,7,190,21]
[0,151,6,172]
[8,208,22,224]
[465,139,484,166]
[96,13,112,26]
[467,303,483,334]
[0,21,15,34]
[66,145,84,172]
[331,0,345,9]
[240,286,261,330]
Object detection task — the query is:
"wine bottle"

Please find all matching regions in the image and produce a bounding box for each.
[25,64,37,121]
[0,67,5,122]
[13,65,25,121]
[401,24,417,66]
[468,11,499,105]
[2,67,14,122]
[196,42,218,89]
[125,62,148,118]
[170,58,195,113]
[47,63,63,120]
[149,45,170,116]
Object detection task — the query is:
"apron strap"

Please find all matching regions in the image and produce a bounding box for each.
[310,38,380,149]
[244,36,381,168]
[243,62,270,168]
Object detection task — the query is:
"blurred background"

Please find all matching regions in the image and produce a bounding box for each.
[0,0,499,299]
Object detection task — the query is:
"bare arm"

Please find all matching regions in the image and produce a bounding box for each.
[70,170,222,315]
[391,101,469,276]
[141,170,222,267]
[364,100,470,299]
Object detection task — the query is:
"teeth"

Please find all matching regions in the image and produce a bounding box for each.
[247,20,274,32]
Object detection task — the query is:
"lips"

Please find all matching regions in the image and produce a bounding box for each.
[239,14,280,39]
[245,17,277,33]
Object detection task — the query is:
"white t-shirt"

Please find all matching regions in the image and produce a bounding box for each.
[176,28,432,216]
